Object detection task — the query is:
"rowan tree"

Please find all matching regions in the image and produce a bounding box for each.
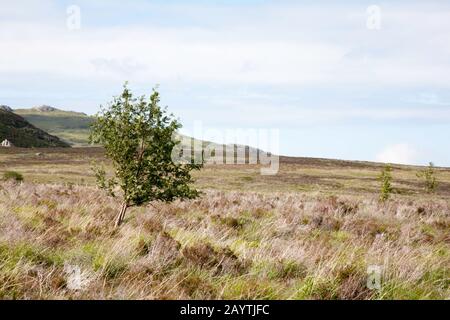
[90,84,202,227]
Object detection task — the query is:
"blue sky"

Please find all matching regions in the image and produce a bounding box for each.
[1,0,450,165]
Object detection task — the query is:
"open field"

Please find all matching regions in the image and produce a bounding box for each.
[2,147,450,197]
[0,148,449,299]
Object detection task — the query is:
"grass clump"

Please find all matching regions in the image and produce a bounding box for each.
[254,259,307,280]
[0,242,64,269]
[3,171,24,182]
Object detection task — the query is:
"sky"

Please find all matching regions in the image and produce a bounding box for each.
[1,0,450,166]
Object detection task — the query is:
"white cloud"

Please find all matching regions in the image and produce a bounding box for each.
[1,2,450,87]
[375,144,419,165]
[1,1,449,165]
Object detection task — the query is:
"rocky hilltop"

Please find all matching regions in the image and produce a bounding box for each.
[0,109,70,148]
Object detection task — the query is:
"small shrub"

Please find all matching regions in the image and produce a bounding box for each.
[379,165,393,202]
[3,171,23,182]
[417,162,438,193]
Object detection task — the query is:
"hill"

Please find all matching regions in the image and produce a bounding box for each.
[0,109,70,148]
[14,106,93,146]
[13,107,261,157]
[0,105,13,112]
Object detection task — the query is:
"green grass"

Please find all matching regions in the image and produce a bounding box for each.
[14,108,94,146]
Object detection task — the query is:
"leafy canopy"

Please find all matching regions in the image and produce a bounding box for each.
[90,83,202,207]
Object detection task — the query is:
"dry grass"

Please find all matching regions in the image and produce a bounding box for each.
[2,149,450,196]
[0,148,449,299]
[0,181,448,299]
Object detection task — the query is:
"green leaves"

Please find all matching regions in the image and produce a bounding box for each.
[416,162,438,193]
[90,83,203,210]
[379,164,393,202]
[91,164,117,197]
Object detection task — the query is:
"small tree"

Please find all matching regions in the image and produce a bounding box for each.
[379,164,393,202]
[90,84,202,227]
[417,162,438,193]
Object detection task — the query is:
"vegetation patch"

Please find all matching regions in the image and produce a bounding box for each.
[3,171,23,182]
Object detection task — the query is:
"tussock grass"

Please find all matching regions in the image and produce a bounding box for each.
[2,171,23,182]
[0,181,448,299]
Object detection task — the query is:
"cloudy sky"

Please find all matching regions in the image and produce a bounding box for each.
[1,0,450,165]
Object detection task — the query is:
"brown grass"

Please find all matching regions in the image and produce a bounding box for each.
[0,180,448,299]
[2,148,450,196]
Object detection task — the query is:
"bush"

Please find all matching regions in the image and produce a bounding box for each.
[379,165,393,202]
[3,171,23,182]
[417,162,438,193]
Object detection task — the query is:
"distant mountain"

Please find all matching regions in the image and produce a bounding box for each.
[14,106,93,146]
[0,109,71,148]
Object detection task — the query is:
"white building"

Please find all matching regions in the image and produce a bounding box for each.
[1,139,12,147]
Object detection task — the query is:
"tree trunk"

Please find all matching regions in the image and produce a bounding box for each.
[115,202,128,228]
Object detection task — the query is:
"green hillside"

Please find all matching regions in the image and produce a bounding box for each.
[14,106,93,146]
[0,109,70,148]
[13,107,260,157]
